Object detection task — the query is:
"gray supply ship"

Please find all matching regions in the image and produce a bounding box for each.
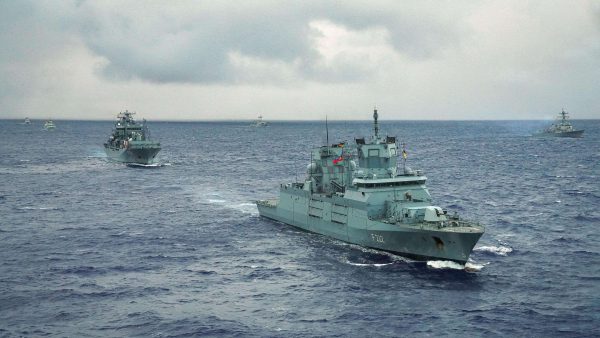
[257,109,484,264]
[103,110,161,164]
[534,109,584,138]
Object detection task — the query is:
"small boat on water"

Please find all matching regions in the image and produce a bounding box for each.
[534,109,584,138]
[250,115,268,127]
[43,120,56,131]
[22,117,31,125]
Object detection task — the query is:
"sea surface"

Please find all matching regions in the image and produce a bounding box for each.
[1,119,599,337]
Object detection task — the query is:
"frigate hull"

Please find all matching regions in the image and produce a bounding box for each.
[257,195,483,265]
[104,145,160,164]
[534,130,584,138]
[257,108,485,265]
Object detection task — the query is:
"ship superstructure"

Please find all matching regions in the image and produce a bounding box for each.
[257,109,484,264]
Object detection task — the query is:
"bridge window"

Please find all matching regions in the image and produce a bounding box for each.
[368,149,380,157]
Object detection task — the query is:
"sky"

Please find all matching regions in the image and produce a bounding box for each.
[1,0,599,121]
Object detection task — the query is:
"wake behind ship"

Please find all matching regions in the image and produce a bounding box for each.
[257,109,485,264]
[104,110,161,164]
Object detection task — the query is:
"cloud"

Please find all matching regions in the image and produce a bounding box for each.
[68,1,475,84]
[0,1,599,119]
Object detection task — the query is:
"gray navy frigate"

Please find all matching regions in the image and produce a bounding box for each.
[104,110,161,164]
[534,109,584,138]
[257,109,485,264]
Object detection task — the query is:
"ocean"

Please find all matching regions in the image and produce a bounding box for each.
[1,119,599,337]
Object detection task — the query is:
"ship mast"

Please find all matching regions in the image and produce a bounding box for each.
[561,108,568,122]
[373,107,379,140]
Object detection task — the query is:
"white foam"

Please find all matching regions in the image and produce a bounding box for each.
[474,245,513,256]
[127,163,162,167]
[231,203,259,215]
[426,260,465,270]
[483,200,498,207]
[464,261,487,272]
[207,199,226,203]
[18,206,58,211]
[344,259,393,267]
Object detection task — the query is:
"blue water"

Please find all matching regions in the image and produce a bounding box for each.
[1,119,599,337]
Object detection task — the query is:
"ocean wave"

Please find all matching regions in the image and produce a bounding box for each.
[474,245,513,256]
[203,195,258,215]
[230,202,259,215]
[483,200,499,207]
[16,206,62,211]
[574,215,600,222]
[564,190,588,196]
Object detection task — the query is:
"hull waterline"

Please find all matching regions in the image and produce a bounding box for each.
[104,146,160,165]
[258,201,483,265]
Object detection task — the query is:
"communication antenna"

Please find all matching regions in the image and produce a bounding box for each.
[326,115,329,147]
[402,142,407,172]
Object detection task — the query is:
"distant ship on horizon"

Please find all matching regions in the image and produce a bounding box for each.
[250,115,268,127]
[43,120,56,131]
[534,109,584,138]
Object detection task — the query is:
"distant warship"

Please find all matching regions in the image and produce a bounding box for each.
[257,109,484,264]
[43,120,56,131]
[104,110,161,164]
[250,115,268,127]
[534,109,584,138]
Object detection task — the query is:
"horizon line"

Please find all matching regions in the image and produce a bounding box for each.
[2,117,598,122]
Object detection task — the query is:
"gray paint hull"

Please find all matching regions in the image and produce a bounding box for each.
[104,146,160,164]
[534,130,584,138]
[257,193,483,264]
